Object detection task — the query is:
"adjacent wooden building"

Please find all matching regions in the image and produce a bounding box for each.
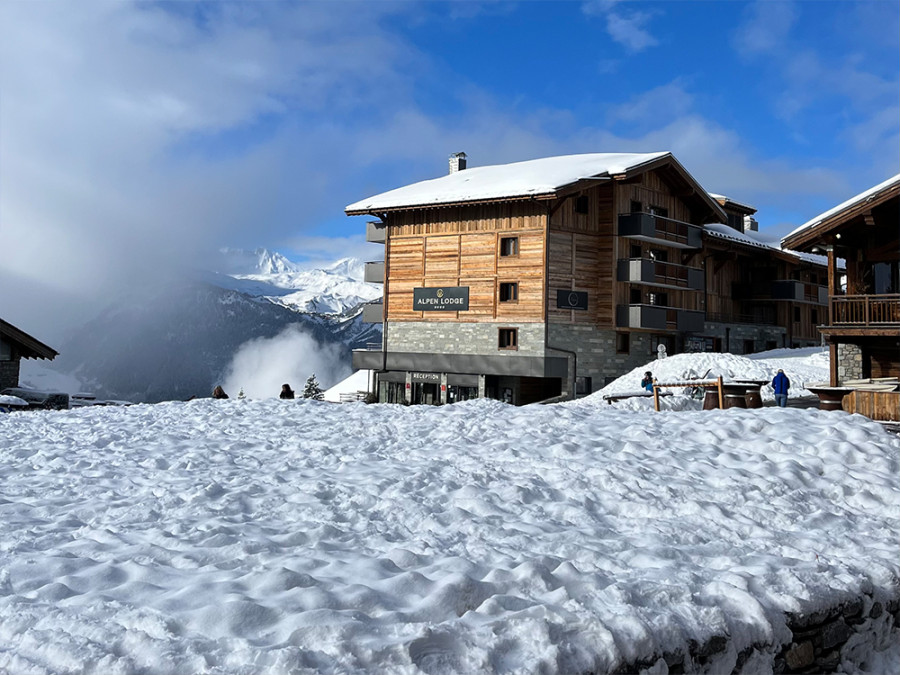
[782,174,899,388]
[348,152,828,405]
[0,318,59,391]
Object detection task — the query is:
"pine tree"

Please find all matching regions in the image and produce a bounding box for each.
[302,374,324,401]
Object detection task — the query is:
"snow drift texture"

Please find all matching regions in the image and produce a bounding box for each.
[1,390,898,673]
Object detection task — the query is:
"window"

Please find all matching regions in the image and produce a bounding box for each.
[648,292,668,306]
[649,205,668,218]
[793,307,801,323]
[575,377,593,396]
[811,308,819,324]
[0,338,11,361]
[574,195,589,214]
[649,248,668,263]
[630,244,642,259]
[631,200,642,214]
[499,236,519,257]
[499,282,518,303]
[630,288,642,304]
[743,339,755,354]
[498,328,518,350]
[616,332,630,354]
[726,213,743,231]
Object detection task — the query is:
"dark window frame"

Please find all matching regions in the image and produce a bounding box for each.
[499,282,519,303]
[498,327,518,350]
[499,236,519,257]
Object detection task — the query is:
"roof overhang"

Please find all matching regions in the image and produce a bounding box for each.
[782,175,900,252]
[0,319,59,360]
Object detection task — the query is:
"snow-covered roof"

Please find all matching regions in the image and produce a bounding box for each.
[784,173,900,240]
[345,152,670,213]
[704,224,831,267]
[707,192,756,213]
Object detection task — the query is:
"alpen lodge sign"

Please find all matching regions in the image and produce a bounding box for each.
[413,287,469,311]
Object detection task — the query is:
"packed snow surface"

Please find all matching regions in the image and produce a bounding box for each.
[1,351,898,674]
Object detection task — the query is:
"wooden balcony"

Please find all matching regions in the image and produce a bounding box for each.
[829,294,900,326]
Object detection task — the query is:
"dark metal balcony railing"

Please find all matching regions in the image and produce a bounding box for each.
[830,294,900,326]
[617,258,704,290]
[616,304,705,332]
[617,212,703,249]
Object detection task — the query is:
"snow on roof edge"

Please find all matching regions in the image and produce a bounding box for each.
[783,173,900,241]
[345,152,671,213]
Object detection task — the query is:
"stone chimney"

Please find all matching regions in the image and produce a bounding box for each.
[449,152,467,174]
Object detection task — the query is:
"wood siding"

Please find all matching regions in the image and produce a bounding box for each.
[385,202,546,322]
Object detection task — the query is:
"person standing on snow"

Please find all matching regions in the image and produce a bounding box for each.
[772,369,790,407]
[280,383,295,399]
[641,371,655,392]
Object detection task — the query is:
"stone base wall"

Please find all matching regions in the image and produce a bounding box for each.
[0,359,20,391]
[547,324,656,393]
[837,344,864,382]
[613,592,898,675]
[387,322,545,356]
[702,322,788,354]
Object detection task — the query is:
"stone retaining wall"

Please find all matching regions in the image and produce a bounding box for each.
[611,592,898,674]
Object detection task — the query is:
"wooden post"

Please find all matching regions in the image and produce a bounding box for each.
[653,384,660,412]
[717,376,724,409]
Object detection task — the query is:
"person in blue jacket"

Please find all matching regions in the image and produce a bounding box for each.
[772,369,790,407]
[641,371,655,392]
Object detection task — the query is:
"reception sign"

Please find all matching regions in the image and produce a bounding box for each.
[413,287,469,312]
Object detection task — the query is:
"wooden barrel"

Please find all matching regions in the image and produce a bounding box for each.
[723,392,747,409]
[703,390,720,410]
[745,387,763,409]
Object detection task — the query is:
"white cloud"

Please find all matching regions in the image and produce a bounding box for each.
[221,324,349,399]
[582,0,659,53]
[732,0,797,57]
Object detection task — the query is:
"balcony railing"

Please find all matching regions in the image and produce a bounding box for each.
[617,258,704,290]
[771,280,828,304]
[618,212,703,249]
[364,261,385,284]
[830,294,900,326]
[361,302,383,323]
[366,221,386,244]
[616,304,705,331]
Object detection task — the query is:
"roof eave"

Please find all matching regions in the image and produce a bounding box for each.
[345,192,559,216]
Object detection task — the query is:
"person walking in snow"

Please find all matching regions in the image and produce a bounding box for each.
[212,386,229,399]
[772,369,790,407]
[280,383,295,399]
[641,371,655,392]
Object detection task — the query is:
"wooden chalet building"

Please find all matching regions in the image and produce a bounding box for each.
[348,152,828,405]
[782,174,900,387]
[0,318,59,391]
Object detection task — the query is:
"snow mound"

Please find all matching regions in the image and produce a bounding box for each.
[0,397,897,673]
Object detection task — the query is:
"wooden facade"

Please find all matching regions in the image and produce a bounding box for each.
[782,175,900,390]
[350,153,830,404]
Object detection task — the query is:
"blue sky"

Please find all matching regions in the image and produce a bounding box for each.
[1,0,898,337]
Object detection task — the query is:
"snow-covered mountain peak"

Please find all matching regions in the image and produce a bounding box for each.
[216,248,304,276]
[324,258,367,282]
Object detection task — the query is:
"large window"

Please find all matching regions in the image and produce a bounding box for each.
[498,328,518,350]
[0,338,11,361]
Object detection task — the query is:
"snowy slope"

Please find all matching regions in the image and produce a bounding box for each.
[0,390,898,674]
